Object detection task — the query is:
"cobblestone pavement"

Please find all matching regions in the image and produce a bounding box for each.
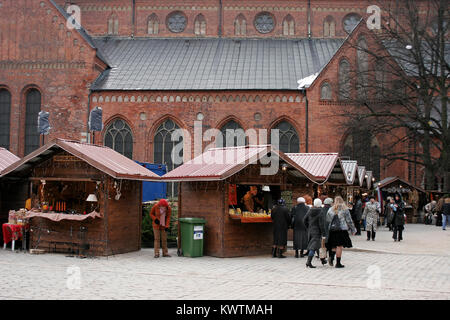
[0,224,449,300]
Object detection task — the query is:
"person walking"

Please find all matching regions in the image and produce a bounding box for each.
[384,196,393,230]
[435,195,445,227]
[362,196,380,241]
[442,195,450,230]
[150,199,172,258]
[321,198,333,258]
[392,194,405,241]
[303,198,327,268]
[290,197,309,258]
[424,200,436,225]
[325,196,356,268]
[353,196,363,235]
[271,198,291,258]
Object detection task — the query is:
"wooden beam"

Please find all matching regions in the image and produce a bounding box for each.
[29,177,102,182]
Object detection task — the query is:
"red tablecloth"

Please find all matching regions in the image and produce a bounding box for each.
[2,224,24,244]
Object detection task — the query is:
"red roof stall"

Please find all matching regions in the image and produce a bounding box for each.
[0,139,160,256]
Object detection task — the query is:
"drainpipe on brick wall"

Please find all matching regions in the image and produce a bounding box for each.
[131,0,136,37]
[307,0,311,38]
[218,0,223,37]
[304,91,309,152]
[86,90,92,144]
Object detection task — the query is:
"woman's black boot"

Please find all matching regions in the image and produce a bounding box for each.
[335,257,345,268]
[328,251,335,266]
[367,231,371,241]
[300,250,305,258]
[272,247,277,258]
[295,250,299,258]
[306,255,316,268]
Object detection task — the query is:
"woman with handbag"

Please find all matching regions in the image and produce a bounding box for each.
[303,198,327,268]
[325,196,356,268]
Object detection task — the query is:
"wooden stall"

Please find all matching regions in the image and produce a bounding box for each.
[162,145,318,258]
[376,177,426,223]
[0,139,160,256]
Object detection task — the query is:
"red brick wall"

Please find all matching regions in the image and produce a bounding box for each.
[0,0,102,157]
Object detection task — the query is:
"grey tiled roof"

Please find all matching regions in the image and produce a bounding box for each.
[91,37,343,91]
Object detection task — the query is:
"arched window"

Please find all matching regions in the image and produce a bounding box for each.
[234,14,247,36]
[0,89,11,149]
[194,14,206,36]
[154,119,183,197]
[217,120,245,147]
[320,82,332,100]
[148,14,159,35]
[272,121,299,153]
[323,16,336,37]
[104,119,133,159]
[375,59,386,100]
[25,89,41,155]
[342,129,380,180]
[342,13,362,34]
[282,15,295,36]
[338,59,351,101]
[108,13,119,35]
[356,36,368,101]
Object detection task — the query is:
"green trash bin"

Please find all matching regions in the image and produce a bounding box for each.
[178,217,206,257]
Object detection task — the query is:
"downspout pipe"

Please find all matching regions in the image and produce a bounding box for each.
[307,0,311,38]
[86,90,92,144]
[218,0,223,37]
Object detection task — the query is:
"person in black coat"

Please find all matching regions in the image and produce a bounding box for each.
[290,197,309,258]
[303,198,326,268]
[353,196,363,235]
[392,193,405,241]
[271,198,291,258]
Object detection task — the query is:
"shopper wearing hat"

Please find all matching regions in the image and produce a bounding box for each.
[303,198,327,268]
[271,198,291,258]
[150,199,172,258]
[290,197,309,258]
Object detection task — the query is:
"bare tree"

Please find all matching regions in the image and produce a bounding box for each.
[338,0,449,191]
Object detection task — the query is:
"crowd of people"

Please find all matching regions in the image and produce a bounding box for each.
[270,192,411,268]
[424,194,450,230]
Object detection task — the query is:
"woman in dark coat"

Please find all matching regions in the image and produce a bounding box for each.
[290,197,309,258]
[303,198,326,268]
[271,198,291,258]
[392,194,405,241]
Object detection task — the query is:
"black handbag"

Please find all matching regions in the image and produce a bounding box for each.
[330,214,341,231]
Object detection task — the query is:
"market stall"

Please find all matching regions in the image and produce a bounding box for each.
[0,139,160,255]
[162,145,318,258]
[375,177,427,223]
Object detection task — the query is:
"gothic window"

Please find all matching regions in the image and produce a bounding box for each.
[217,120,245,147]
[342,13,362,33]
[148,14,159,35]
[167,11,187,33]
[194,14,206,36]
[108,13,119,35]
[234,14,247,36]
[254,12,275,34]
[154,119,183,197]
[342,129,380,180]
[320,82,332,100]
[25,89,41,155]
[104,119,133,159]
[356,36,369,101]
[323,16,336,37]
[282,15,295,36]
[0,89,11,149]
[338,59,351,101]
[375,59,386,100]
[273,121,299,153]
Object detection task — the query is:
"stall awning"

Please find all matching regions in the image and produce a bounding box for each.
[376,176,426,193]
[0,139,160,181]
[285,153,347,184]
[161,145,317,182]
[341,160,358,185]
[0,148,20,174]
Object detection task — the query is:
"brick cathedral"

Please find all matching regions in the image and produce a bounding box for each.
[0,0,422,195]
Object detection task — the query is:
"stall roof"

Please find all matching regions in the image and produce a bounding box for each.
[285,153,346,184]
[341,160,358,185]
[357,166,366,187]
[0,139,160,181]
[376,176,426,193]
[161,145,317,182]
[0,148,20,174]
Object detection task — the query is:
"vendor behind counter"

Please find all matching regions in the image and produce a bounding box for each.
[235,185,279,213]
